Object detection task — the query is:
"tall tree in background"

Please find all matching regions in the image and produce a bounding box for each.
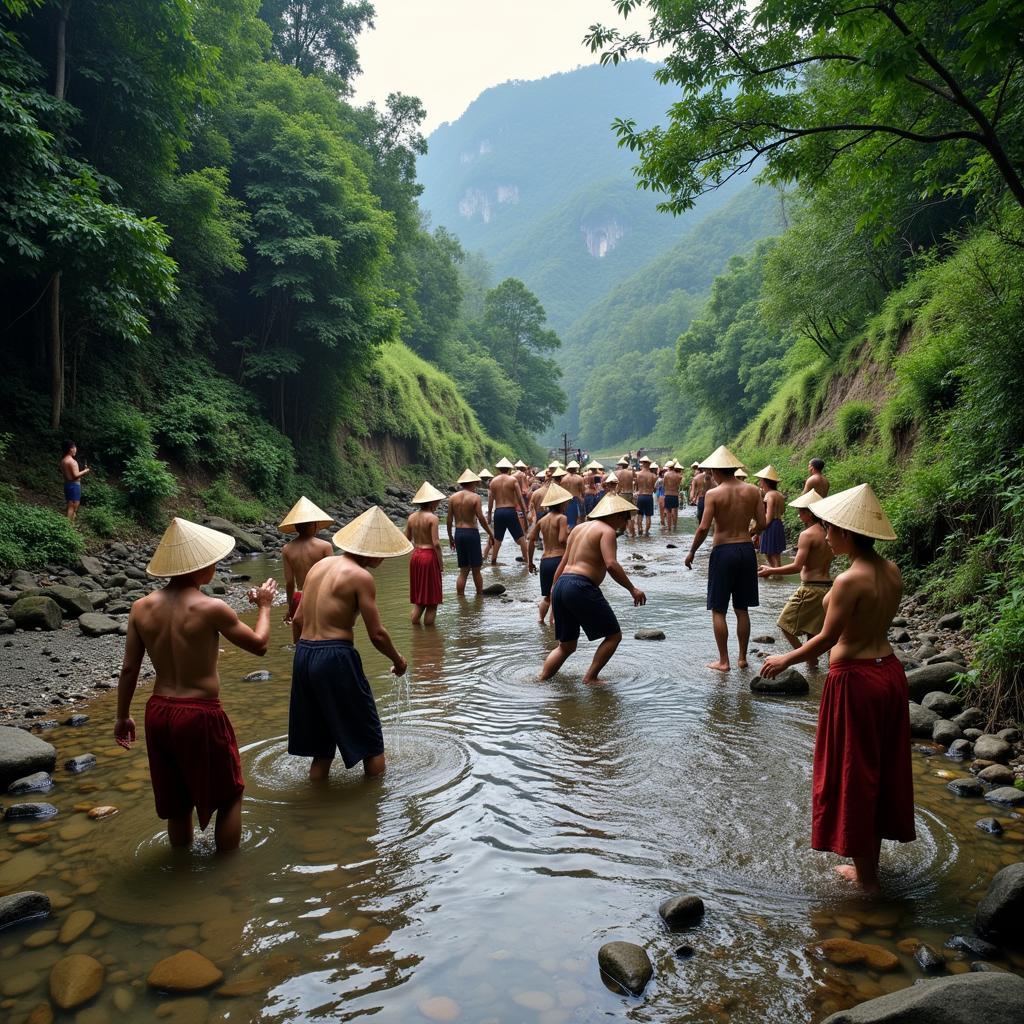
[259,0,373,84]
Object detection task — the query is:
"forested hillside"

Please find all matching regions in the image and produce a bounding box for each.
[0,0,565,565]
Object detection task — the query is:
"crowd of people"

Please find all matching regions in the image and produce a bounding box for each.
[109,445,913,893]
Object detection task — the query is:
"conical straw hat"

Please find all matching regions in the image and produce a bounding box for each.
[457,469,481,485]
[789,489,823,509]
[548,461,561,469]
[700,444,745,470]
[616,457,628,466]
[551,467,567,478]
[735,468,749,479]
[412,481,446,505]
[279,496,334,533]
[638,455,652,463]
[565,460,580,470]
[603,472,618,485]
[147,518,236,578]
[541,482,574,508]
[333,506,413,558]
[495,457,514,470]
[584,460,603,470]
[479,468,493,478]
[691,462,699,468]
[812,483,896,541]
[514,459,528,469]
[753,464,780,482]
[589,493,639,519]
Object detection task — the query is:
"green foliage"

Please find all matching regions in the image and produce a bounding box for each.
[836,402,875,447]
[94,409,155,470]
[259,0,373,83]
[122,454,179,516]
[0,499,84,571]
[199,477,266,523]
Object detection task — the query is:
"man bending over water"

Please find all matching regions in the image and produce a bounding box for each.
[114,518,277,853]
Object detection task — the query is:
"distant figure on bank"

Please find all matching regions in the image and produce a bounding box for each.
[447,470,494,596]
[488,458,532,566]
[616,457,637,537]
[685,446,765,671]
[280,497,335,643]
[290,506,409,781]
[758,490,833,666]
[406,482,446,626]
[804,458,830,497]
[755,465,786,568]
[114,518,277,853]
[663,461,682,531]
[634,456,656,536]
[60,440,90,522]
[760,484,913,893]
[528,481,571,624]
[538,494,646,684]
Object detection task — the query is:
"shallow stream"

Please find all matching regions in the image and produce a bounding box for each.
[2,509,1022,1023]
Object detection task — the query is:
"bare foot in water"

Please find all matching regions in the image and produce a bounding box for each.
[737,658,748,669]
[834,864,880,894]
[707,660,731,671]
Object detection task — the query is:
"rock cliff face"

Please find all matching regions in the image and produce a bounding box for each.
[581,217,625,258]
[458,183,520,223]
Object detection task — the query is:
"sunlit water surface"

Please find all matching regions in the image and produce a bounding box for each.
[2,508,1022,1023]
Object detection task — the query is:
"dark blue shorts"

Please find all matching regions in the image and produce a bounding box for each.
[707,542,759,613]
[551,573,620,644]
[493,507,523,542]
[664,495,680,511]
[63,481,81,502]
[696,496,705,523]
[288,640,384,767]
[454,527,482,568]
[636,494,654,517]
[760,517,786,555]
[566,497,582,529]
[539,556,561,598]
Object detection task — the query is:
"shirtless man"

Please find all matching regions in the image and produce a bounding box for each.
[634,456,657,536]
[615,458,637,538]
[290,506,408,780]
[538,496,646,684]
[690,464,711,526]
[447,470,494,596]
[758,490,833,665]
[684,446,766,671]
[280,497,335,643]
[688,463,700,506]
[114,518,277,852]
[663,462,683,532]
[528,473,552,527]
[406,483,445,626]
[60,440,90,522]
[804,458,830,497]
[562,461,585,531]
[488,458,532,566]
[528,483,571,624]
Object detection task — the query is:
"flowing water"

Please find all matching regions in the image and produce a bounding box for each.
[2,508,1023,1023]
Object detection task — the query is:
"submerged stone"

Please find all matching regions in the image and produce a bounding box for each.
[634,629,665,641]
[814,938,900,972]
[750,668,809,695]
[49,953,104,1010]
[976,818,1004,835]
[913,942,945,974]
[597,941,653,996]
[242,670,272,681]
[4,802,58,821]
[659,894,705,930]
[147,949,224,992]
[945,933,1000,960]
[0,891,51,931]
[7,771,53,795]
[975,863,1024,947]
[64,753,97,774]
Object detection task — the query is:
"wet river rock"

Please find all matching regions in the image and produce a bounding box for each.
[946,777,984,798]
[0,890,51,931]
[921,691,962,717]
[634,628,665,641]
[905,663,960,702]
[49,953,105,1010]
[932,719,963,746]
[750,668,809,695]
[4,802,58,820]
[147,949,224,991]
[976,817,1004,835]
[0,728,57,789]
[597,941,654,996]
[9,595,63,631]
[975,862,1024,947]
[972,735,1011,763]
[820,972,1024,1023]
[77,612,121,637]
[945,933,1001,960]
[945,738,973,761]
[481,583,506,596]
[913,942,945,974]
[815,938,900,972]
[977,764,1015,786]
[984,786,1024,808]
[242,670,272,681]
[659,894,705,930]
[908,703,940,738]
[7,771,53,795]
[64,753,97,774]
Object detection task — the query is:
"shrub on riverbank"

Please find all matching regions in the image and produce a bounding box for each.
[0,499,84,572]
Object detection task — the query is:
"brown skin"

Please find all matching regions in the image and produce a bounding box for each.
[663,467,682,530]
[527,503,568,624]
[60,445,90,521]
[537,514,646,684]
[114,567,277,853]
[406,502,444,626]
[616,465,636,537]
[294,551,407,780]
[685,469,766,671]
[447,484,493,596]
[635,465,656,535]
[761,524,903,892]
[562,469,585,527]
[487,469,531,565]
[282,524,333,642]
[804,462,831,497]
[528,480,551,526]
[759,481,787,568]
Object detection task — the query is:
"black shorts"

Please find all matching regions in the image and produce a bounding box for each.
[664,495,680,511]
[539,556,561,598]
[636,494,654,517]
[454,527,482,568]
[288,640,384,767]
[493,507,523,542]
[707,542,759,613]
[551,573,620,644]
[696,496,705,523]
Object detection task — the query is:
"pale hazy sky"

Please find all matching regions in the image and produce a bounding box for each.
[351,0,643,132]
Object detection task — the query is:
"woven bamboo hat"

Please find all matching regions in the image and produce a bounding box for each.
[551,467,567,478]
[589,493,639,519]
[479,468,493,479]
[412,481,446,505]
[457,469,481,485]
[789,489,823,509]
[735,468,749,479]
[603,472,619,485]
[548,460,561,470]
[279,496,334,533]
[700,444,745,470]
[147,518,235,578]
[754,464,780,482]
[333,506,413,558]
[638,455,652,464]
[514,459,528,469]
[541,482,574,508]
[691,461,699,469]
[495,457,514,470]
[812,483,896,541]
[616,457,629,467]
[565,460,580,470]
[584,460,603,471]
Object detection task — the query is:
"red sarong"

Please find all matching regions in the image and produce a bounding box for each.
[288,590,302,618]
[410,547,442,606]
[144,694,245,829]
[812,654,916,856]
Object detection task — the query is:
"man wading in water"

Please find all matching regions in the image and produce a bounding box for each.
[279,497,335,644]
[447,470,493,596]
[663,460,682,532]
[487,458,532,566]
[289,506,409,781]
[615,457,637,538]
[538,493,646,684]
[685,445,765,671]
[527,481,571,625]
[634,456,656,536]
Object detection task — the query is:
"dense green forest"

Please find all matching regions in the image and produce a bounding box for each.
[0,0,565,563]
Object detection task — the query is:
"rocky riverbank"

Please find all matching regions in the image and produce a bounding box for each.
[0,488,414,727]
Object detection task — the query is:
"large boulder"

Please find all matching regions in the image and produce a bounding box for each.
[9,569,37,591]
[78,555,105,578]
[9,595,62,631]
[905,662,961,702]
[908,702,940,737]
[976,863,1024,946]
[750,669,810,695]
[77,613,120,638]
[922,691,963,717]
[820,972,1024,1023]
[0,727,57,789]
[200,516,261,553]
[21,585,93,619]
[973,735,1012,763]
[932,719,964,746]
[984,787,1024,808]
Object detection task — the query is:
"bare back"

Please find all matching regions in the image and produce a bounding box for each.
[539,511,568,557]
[764,489,785,523]
[797,523,834,582]
[449,489,482,528]
[825,554,902,660]
[805,471,830,496]
[297,554,369,641]
[283,536,333,591]
[490,473,522,509]
[635,469,656,496]
[705,478,764,545]
[407,509,439,548]
[664,469,681,497]
[617,467,635,492]
[563,472,584,499]
[560,520,615,585]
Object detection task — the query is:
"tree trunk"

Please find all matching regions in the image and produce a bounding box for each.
[49,1,71,429]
